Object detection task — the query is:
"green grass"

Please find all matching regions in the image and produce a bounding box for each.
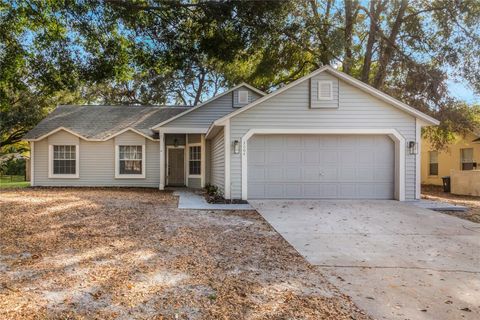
[0,175,30,189]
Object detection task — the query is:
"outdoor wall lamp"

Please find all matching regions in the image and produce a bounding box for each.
[173,138,179,147]
[233,140,240,154]
[408,141,418,155]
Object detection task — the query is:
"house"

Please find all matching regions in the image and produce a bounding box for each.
[421,132,480,195]
[422,132,480,186]
[24,65,439,201]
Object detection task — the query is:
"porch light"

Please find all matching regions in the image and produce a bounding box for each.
[173,138,179,148]
[408,141,418,155]
[233,140,240,154]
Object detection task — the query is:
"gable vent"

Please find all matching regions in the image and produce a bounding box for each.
[317,81,333,100]
[238,90,249,104]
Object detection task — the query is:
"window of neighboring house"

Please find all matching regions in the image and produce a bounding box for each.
[461,148,475,170]
[238,90,249,104]
[429,151,438,176]
[118,145,143,175]
[189,145,201,175]
[52,145,77,175]
[317,81,333,100]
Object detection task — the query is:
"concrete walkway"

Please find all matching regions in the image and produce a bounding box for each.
[251,200,480,320]
[173,189,253,210]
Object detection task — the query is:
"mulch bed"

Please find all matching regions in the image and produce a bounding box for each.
[0,187,369,319]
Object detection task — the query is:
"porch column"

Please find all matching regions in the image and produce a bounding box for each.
[159,132,165,190]
[201,134,206,188]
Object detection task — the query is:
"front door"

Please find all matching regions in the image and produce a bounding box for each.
[167,147,185,186]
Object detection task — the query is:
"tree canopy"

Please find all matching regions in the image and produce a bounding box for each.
[1,0,479,151]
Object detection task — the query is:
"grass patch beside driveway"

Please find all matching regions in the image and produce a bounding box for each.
[0,188,368,319]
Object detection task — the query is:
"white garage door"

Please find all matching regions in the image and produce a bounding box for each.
[247,134,395,199]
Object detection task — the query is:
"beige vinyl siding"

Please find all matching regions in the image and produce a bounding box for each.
[229,74,417,200]
[34,130,160,187]
[163,87,262,129]
[210,128,225,192]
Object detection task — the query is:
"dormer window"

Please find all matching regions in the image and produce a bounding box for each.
[238,90,249,104]
[317,81,333,100]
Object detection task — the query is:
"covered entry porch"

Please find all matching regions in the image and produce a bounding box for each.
[158,131,207,190]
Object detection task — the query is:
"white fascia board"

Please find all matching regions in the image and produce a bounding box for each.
[156,127,208,134]
[151,83,266,130]
[25,127,156,142]
[213,65,440,126]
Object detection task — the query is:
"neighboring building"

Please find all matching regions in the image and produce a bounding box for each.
[421,133,480,185]
[24,65,439,201]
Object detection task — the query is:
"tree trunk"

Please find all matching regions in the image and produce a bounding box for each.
[373,0,409,89]
[343,0,358,74]
[193,69,206,106]
[361,0,386,83]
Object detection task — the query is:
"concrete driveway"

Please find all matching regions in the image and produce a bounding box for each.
[250,200,480,320]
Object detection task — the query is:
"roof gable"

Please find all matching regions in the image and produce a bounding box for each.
[152,83,266,129]
[212,66,439,126]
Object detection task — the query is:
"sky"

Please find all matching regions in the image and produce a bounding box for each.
[447,80,479,104]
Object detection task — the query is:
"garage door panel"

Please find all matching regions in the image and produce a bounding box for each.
[266,151,284,164]
[286,151,302,163]
[248,134,394,199]
[266,167,284,180]
[286,167,302,180]
[321,150,338,163]
[249,151,265,164]
[265,184,284,198]
[285,184,303,197]
[248,165,265,179]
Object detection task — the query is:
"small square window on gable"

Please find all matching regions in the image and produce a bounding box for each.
[238,90,249,104]
[317,81,333,100]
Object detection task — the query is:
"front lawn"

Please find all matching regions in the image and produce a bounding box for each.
[0,188,368,319]
[0,175,29,189]
[422,184,480,223]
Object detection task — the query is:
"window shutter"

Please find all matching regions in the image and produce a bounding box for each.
[317,81,333,100]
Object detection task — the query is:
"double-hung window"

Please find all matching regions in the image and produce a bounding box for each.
[49,145,79,178]
[189,145,201,176]
[53,145,76,174]
[428,151,438,176]
[116,145,144,177]
[461,148,475,170]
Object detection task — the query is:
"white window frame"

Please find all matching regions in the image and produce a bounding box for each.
[48,144,80,178]
[317,80,333,100]
[460,148,475,171]
[115,144,146,179]
[238,90,249,104]
[187,143,202,178]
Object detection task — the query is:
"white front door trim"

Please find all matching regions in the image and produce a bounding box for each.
[241,128,406,201]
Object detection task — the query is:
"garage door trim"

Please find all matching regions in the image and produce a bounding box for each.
[241,128,405,201]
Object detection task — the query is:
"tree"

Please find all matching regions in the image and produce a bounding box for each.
[1,0,479,151]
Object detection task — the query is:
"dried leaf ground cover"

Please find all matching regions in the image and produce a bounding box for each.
[0,188,369,320]
[422,185,480,223]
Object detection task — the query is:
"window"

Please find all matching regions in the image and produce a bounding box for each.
[118,145,143,176]
[53,145,77,175]
[189,145,201,175]
[317,81,333,100]
[429,151,438,176]
[238,90,249,104]
[461,148,475,170]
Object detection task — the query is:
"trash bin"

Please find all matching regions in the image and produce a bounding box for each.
[442,176,451,193]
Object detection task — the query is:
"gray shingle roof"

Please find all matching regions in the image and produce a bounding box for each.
[23,105,191,140]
